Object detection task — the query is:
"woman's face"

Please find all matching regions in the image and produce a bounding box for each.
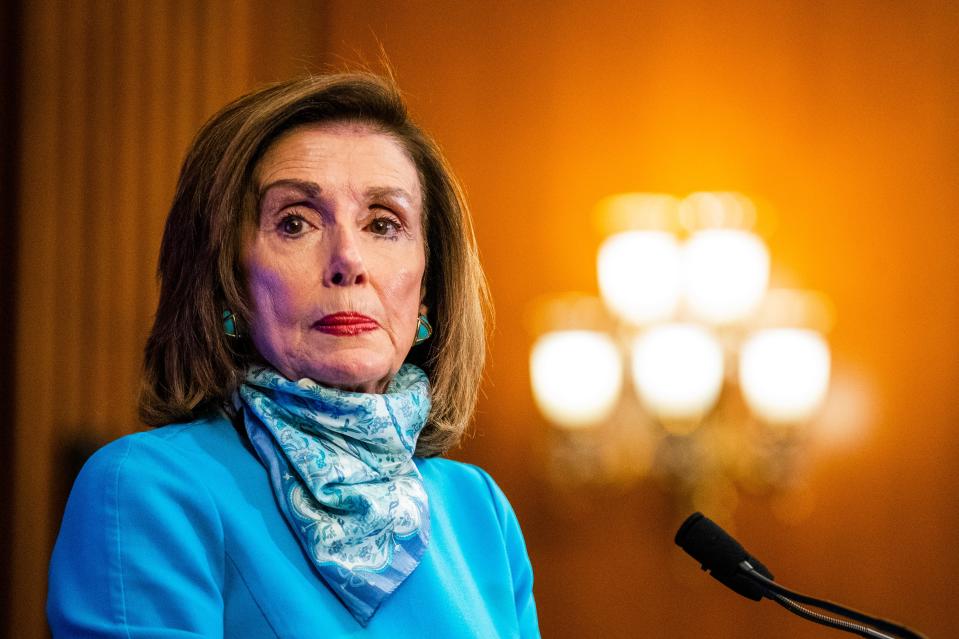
[243,123,426,393]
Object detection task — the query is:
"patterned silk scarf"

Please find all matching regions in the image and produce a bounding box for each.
[235,364,432,626]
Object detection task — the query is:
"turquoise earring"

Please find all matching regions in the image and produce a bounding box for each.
[413,314,432,346]
[222,309,240,338]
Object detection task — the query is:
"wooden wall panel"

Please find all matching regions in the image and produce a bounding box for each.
[14,2,63,635]
[10,2,330,636]
[6,0,334,639]
[0,0,21,632]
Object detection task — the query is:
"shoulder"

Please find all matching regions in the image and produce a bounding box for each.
[415,456,537,623]
[415,457,516,527]
[54,414,237,580]
[68,413,246,524]
[415,456,500,494]
[80,412,242,481]
[49,418,232,635]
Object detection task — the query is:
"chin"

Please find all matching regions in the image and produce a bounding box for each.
[301,352,397,394]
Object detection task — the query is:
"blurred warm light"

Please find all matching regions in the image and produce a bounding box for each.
[678,191,758,231]
[594,193,680,234]
[739,329,831,424]
[683,229,770,324]
[524,293,613,336]
[598,231,682,325]
[631,324,724,421]
[812,366,875,448]
[751,288,836,333]
[530,331,623,429]
[534,191,838,513]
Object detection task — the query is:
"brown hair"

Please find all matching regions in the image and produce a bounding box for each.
[139,73,490,456]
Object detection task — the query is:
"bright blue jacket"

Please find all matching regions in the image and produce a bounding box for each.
[47,413,540,638]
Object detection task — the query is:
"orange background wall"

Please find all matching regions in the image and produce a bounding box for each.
[7,2,959,637]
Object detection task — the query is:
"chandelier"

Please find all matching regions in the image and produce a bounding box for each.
[528,192,834,518]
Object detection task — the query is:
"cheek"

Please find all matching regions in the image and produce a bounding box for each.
[380,265,425,322]
[247,255,311,327]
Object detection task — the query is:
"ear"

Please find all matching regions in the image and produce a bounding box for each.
[419,283,428,315]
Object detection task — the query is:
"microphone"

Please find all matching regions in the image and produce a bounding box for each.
[674,512,928,639]
[674,511,773,601]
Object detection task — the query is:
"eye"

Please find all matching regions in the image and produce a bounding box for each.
[368,215,403,237]
[278,213,309,237]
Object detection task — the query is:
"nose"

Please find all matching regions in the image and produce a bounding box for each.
[324,224,367,287]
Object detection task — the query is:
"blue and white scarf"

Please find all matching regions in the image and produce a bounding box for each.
[235,364,431,626]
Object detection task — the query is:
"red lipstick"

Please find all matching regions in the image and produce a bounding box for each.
[313,312,379,336]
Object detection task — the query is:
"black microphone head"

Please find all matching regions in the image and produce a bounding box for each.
[675,512,773,602]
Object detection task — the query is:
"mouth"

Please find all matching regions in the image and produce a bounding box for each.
[312,312,379,336]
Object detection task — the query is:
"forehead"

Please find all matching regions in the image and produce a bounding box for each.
[255,122,421,200]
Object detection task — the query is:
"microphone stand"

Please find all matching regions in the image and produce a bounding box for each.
[738,561,928,639]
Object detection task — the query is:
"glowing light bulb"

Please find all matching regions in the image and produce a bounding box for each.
[598,231,682,325]
[530,331,623,429]
[683,229,770,324]
[739,329,831,424]
[631,324,724,421]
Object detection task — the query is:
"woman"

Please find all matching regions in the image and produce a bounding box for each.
[47,73,540,638]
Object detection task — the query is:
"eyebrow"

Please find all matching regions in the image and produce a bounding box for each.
[258,179,322,200]
[364,186,416,206]
[258,180,417,207]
